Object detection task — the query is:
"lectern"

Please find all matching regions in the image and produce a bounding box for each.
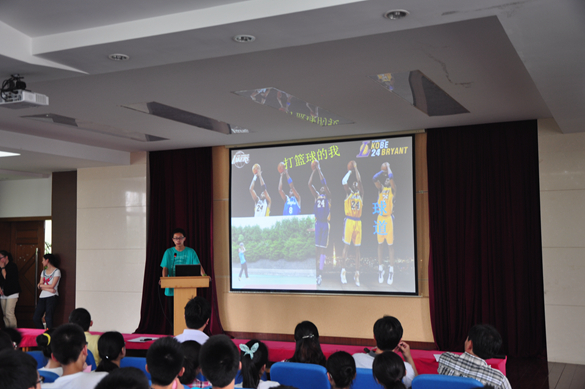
[160,276,210,335]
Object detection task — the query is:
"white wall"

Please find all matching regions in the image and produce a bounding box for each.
[76,152,147,333]
[0,177,51,218]
[539,118,585,364]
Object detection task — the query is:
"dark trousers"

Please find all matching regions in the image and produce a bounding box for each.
[239,262,248,278]
[33,296,58,329]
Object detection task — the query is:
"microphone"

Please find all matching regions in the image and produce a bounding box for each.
[174,253,177,258]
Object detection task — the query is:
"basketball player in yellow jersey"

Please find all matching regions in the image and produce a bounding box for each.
[373,162,397,285]
[340,161,364,286]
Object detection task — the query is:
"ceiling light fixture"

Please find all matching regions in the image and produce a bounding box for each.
[0,151,20,158]
[233,35,256,43]
[384,9,409,20]
[108,53,130,61]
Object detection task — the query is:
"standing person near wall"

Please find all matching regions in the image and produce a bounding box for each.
[33,254,61,329]
[0,251,21,328]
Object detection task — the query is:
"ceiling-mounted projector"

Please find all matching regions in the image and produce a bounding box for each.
[0,74,49,109]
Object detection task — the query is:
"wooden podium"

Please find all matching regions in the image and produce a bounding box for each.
[160,276,210,336]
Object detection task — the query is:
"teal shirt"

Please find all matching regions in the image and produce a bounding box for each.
[160,247,200,296]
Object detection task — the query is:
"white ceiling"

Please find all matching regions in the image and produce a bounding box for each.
[0,0,583,180]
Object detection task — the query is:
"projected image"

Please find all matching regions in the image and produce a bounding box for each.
[230,136,416,295]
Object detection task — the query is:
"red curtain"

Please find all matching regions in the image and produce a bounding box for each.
[427,120,546,358]
[135,147,223,335]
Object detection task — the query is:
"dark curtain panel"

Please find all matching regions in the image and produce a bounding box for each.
[427,120,546,358]
[135,147,223,335]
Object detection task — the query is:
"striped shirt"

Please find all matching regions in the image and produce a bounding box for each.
[438,352,511,389]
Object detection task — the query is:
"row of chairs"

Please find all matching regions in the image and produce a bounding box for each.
[270,362,482,389]
[30,351,483,389]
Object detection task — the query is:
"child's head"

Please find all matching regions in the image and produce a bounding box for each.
[179,341,202,386]
[146,337,184,386]
[466,324,502,360]
[96,331,126,372]
[94,367,150,389]
[36,328,56,359]
[200,335,240,388]
[68,308,92,331]
[290,321,326,366]
[0,349,40,389]
[373,316,403,352]
[326,351,356,389]
[43,253,60,268]
[239,339,269,389]
[372,351,406,389]
[51,324,87,366]
[184,296,211,330]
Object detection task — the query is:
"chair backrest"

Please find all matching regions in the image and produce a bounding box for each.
[86,349,97,370]
[412,374,483,389]
[120,356,151,380]
[27,351,47,369]
[354,368,384,389]
[39,370,60,383]
[270,362,331,389]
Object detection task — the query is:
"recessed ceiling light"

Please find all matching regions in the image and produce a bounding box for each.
[108,53,130,61]
[0,151,20,158]
[384,9,409,20]
[233,35,256,43]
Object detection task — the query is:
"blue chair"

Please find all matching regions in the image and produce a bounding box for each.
[86,349,97,370]
[354,368,384,389]
[39,370,60,383]
[120,356,151,380]
[270,362,330,389]
[411,374,483,389]
[27,351,47,369]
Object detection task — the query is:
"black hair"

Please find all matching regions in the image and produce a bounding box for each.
[172,228,186,237]
[185,296,211,329]
[36,328,57,359]
[373,316,403,351]
[0,250,13,262]
[467,324,502,360]
[372,351,406,389]
[0,331,14,351]
[288,321,326,366]
[68,308,92,331]
[179,341,202,385]
[0,349,39,389]
[146,337,184,386]
[51,323,87,365]
[200,334,240,388]
[96,331,125,372]
[326,351,356,389]
[94,367,150,389]
[43,253,60,268]
[2,328,21,348]
[240,339,269,389]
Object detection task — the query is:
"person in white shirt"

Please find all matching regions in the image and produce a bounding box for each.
[175,296,211,344]
[352,316,418,388]
[42,324,107,389]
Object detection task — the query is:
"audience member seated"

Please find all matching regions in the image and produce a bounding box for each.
[237,340,279,389]
[68,308,101,366]
[146,337,185,389]
[326,351,356,389]
[352,316,417,387]
[41,323,107,388]
[0,348,41,389]
[285,321,326,367]
[438,324,511,389]
[200,334,241,389]
[3,327,22,348]
[0,330,15,351]
[372,351,406,389]
[176,296,211,344]
[95,331,126,372]
[36,329,63,377]
[179,340,210,388]
[94,367,149,389]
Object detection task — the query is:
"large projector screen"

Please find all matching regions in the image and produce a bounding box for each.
[230,135,417,295]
